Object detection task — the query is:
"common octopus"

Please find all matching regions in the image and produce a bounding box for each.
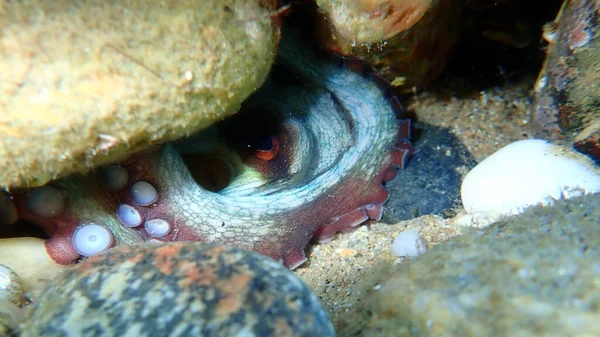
[1,26,412,270]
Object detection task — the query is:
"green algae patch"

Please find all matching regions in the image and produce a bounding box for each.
[0,0,278,188]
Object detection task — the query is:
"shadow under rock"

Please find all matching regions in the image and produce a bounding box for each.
[383,122,478,223]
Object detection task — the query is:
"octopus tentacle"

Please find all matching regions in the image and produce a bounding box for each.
[2,27,413,270]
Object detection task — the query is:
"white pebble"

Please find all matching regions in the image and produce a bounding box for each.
[461,139,600,223]
[392,230,427,258]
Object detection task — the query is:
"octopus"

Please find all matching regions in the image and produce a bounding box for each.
[0,25,412,271]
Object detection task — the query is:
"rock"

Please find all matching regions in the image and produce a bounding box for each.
[0,238,64,297]
[0,265,25,337]
[0,0,278,189]
[314,0,461,92]
[22,242,335,337]
[0,300,22,337]
[391,230,427,258]
[341,193,600,337]
[461,139,600,225]
[383,123,477,222]
[0,265,26,307]
[533,0,600,163]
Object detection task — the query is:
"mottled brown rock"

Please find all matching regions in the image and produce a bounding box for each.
[22,242,335,337]
[315,0,460,91]
[533,0,600,163]
[0,0,278,188]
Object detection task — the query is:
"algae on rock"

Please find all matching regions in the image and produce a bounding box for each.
[0,0,278,188]
[341,193,600,337]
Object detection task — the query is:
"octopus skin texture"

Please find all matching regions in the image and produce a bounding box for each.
[4,30,413,270]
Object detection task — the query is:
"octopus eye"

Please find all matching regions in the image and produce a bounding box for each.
[26,186,66,219]
[72,224,113,256]
[145,219,170,237]
[250,135,275,151]
[218,105,297,182]
[117,204,142,227]
[130,181,158,206]
[249,136,280,161]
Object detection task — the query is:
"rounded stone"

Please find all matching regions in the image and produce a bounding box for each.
[461,139,600,224]
[0,0,278,189]
[351,193,600,336]
[23,242,335,337]
[314,0,460,92]
[0,265,25,337]
[392,230,427,258]
[0,265,25,307]
[532,0,600,163]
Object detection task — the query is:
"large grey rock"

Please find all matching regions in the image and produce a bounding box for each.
[22,243,335,337]
[343,193,600,337]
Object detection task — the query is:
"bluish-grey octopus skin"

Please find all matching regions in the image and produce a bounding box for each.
[5,29,413,269]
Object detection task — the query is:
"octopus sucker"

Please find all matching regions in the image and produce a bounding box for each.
[72,224,114,257]
[1,25,413,270]
[0,194,18,226]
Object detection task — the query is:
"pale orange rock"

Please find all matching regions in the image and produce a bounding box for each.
[336,248,358,258]
[315,0,433,44]
[315,0,460,92]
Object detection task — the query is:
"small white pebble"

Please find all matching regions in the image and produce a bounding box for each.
[392,230,427,258]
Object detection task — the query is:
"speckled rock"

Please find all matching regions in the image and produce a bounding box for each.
[22,242,335,337]
[341,193,600,337]
[383,123,477,222]
[0,0,278,188]
[533,0,600,163]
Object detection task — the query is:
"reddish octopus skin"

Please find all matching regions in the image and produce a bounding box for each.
[7,28,413,269]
